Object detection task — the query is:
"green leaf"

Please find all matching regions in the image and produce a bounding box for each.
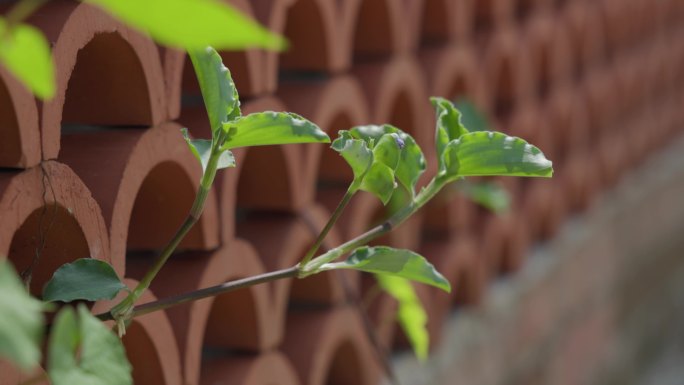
[349,124,392,142]
[48,305,132,385]
[42,259,126,303]
[454,98,490,132]
[345,125,426,198]
[0,260,45,370]
[394,133,425,197]
[376,275,429,361]
[458,180,510,214]
[181,128,235,172]
[215,151,235,170]
[0,19,55,99]
[321,246,450,292]
[372,134,401,170]
[222,111,330,150]
[387,187,410,216]
[442,131,553,179]
[431,97,468,173]
[331,131,373,181]
[359,162,396,205]
[188,47,240,134]
[85,0,286,51]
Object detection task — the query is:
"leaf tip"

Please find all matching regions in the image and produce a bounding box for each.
[429,96,446,108]
[274,35,289,51]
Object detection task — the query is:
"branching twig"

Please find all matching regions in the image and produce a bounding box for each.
[97,267,298,321]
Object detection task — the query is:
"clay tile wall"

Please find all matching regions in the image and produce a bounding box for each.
[1,0,683,384]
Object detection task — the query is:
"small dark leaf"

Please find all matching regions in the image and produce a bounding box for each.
[43,259,126,303]
[321,246,450,292]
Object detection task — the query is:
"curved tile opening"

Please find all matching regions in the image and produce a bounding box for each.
[0,162,111,292]
[420,0,452,46]
[283,308,378,385]
[123,322,173,385]
[352,0,397,60]
[0,78,22,167]
[203,286,262,350]
[200,352,300,385]
[323,339,366,385]
[236,146,296,212]
[491,55,516,124]
[280,0,335,71]
[61,32,152,128]
[128,161,198,251]
[35,2,166,159]
[8,205,90,297]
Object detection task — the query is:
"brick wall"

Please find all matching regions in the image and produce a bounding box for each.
[1,0,683,384]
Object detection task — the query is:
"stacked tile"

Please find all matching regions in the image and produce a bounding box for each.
[0,0,682,384]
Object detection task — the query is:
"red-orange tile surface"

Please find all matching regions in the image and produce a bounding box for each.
[0,0,682,383]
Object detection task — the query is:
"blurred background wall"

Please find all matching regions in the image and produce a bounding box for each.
[1,0,683,385]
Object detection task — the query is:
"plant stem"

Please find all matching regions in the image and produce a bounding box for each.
[110,142,223,325]
[98,267,298,321]
[3,0,47,31]
[301,176,448,274]
[298,185,357,267]
[103,175,447,323]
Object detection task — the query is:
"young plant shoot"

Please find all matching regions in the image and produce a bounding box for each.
[7,46,553,385]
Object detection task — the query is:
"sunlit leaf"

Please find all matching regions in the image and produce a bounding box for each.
[348,125,389,141]
[48,305,132,385]
[359,162,396,204]
[0,260,45,370]
[43,259,126,303]
[372,134,400,170]
[338,125,425,198]
[376,275,429,361]
[442,131,553,179]
[394,133,425,197]
[331,131,373,181]
[387,187,410,216]
[181,128,235,172]
[321,246,450,292]
[85,0,286,50]
[0,19,55,99]
[223,111,329,149]
[188,47,240,135]
[431,97,468,173]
